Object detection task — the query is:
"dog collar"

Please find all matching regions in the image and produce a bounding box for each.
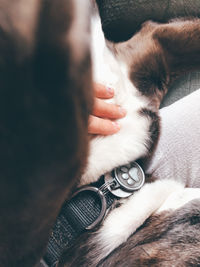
[41,162,145,267]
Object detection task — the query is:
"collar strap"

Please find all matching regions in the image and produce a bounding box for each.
[42,177,117,267]
[41,161,145,267]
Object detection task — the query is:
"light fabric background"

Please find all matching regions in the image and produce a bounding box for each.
[144,71,200,188]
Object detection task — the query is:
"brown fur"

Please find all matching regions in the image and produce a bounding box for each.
[0,0,92,266]
[124,19,200,108]
[139,108,160,155]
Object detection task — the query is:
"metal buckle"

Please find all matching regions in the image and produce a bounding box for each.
[72,162,145,228]
[71,186,107,230]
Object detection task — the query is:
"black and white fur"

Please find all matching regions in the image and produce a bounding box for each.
[59,6,200,267]
[81,16,158,185]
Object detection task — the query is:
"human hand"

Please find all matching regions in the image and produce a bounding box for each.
[88,83,126,135]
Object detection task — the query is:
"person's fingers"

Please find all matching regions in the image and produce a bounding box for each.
[93,98,126,119]
[90,83,126,135]
[88,115,121,135]
[94,83,114,99]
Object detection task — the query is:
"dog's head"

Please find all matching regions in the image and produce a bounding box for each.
[0,0,92,265]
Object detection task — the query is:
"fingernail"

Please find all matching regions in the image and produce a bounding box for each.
[107,87,114,95]
[118,107,126,116]
[112,121,121,130]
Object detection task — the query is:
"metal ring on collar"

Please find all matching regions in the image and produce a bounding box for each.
[71,186,107,230]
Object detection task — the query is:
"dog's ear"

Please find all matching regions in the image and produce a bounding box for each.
[152,19,200,74]
[0,0,92,266]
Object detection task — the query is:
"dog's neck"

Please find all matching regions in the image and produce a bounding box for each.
[91,16,144,107]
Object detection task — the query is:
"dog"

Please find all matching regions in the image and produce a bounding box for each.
[57,5,200,267]
[0,0,200,266]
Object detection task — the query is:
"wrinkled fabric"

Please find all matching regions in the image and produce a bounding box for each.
[144,88,200,188]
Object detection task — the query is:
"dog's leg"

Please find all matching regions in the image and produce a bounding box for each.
[59,180,184,267]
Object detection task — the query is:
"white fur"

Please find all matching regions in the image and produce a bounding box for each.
[80,16,151,185]
[93,180,200,262]
[96,180,183,260]
[157,188,200,213]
